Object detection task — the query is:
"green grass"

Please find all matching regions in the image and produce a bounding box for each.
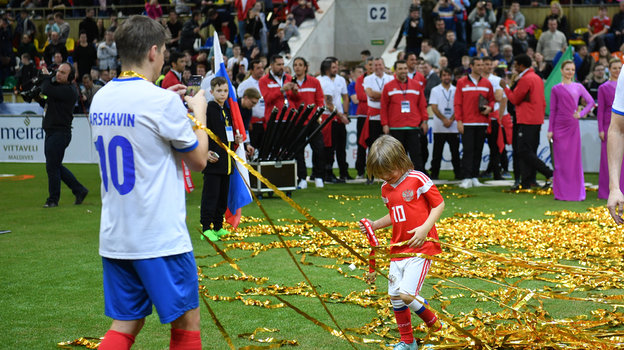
[0,163,619,349]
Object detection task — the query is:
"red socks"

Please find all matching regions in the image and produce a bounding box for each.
[170,328,202,350]
[393,306,415,344]
[98,330,135,350]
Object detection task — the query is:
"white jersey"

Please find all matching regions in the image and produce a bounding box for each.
[90,77,197,259]
[237,76,265,120]
[363,73,394,110]
[429,83,458,133]
[612,69,624,116]
[318,74,348,113]
[487,74,507,116]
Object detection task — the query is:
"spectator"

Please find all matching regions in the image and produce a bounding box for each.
[97,68,111,85]
[541,1,569,39]
[268,28,291,59]
[49,51,64,71]
[420,39,441,68]
[441,30,467,69]
[406,52,425,84]
[234,0,256,42]
[242,34,260,61]
[488,42,503,61]
[14,10,36,41]
[79,73,100,113]
[227,44,248,79]
[476,29,494,57]
[363,57,395,158]
[501,45,514,67]
[380,59,428,172]
[97,30,118,71]
[44,14,59,43]
[17,34,38,62]
[245,9,263,46]
[502,54,552,191]
[237,59,266,149]
[455,57,495,189]
[161,51,186,89]
[53,12,70,44]
[14,53,37,95]
[108,14,119,33]
[536,17,567,63]
[91,67,103,86]
[502,10,518,36]
[166,10,183,50]
[390,4,425,55]
[585,5,611,52]
[281,14,300,41]
[318,57,350,182]
[493,25,512,50]
[438,56,449,71]
[607,0,624,53]
[432,0,461,36]
[145,0,163,20]
[585,63,607,102]
[95,18,106,42]
[452,0,470,43]
[422,61,441,101]
[291,0,316,27]
[179,11,201,53]
[79,8,99,44]
[287,0,322,13]
[429,67,461,180]
[209,33,233,59]
[43,31,67,66]
[430,18,447,51]
[547,60,594,201]
[533,52,552,79]
[468,1,496,45]
[512,28,529,56]
[73,32,97,81]
[575,45,592,83]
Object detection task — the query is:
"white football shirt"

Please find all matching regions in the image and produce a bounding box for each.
[90,77,197,259]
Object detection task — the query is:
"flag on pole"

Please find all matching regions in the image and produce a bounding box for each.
[213,31,252,229]
[544,46,574,115]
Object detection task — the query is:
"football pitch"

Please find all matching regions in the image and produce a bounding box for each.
[1,162,623,349]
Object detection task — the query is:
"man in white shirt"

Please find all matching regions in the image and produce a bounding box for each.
[363,57,394,161]
[483,56,507,180]
[237,59,266,148]
[318,57,350,182]
[429,67,460,180]
[536,17,567,62]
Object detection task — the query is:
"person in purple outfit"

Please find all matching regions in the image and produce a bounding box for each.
[547,60,595,201]
[597,59,624,200]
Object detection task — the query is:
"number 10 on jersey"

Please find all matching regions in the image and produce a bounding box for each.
[94,135,136,195]
[392,205,406,223]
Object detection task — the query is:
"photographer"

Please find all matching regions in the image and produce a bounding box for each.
[40,62,89,208]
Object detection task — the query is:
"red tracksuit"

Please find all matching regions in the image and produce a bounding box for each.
[380,76,428,128]
[258,72,293,123]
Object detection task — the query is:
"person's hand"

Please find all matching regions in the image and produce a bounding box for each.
[547,131,553,143]
[167,83,187,97]
[389,48,397,53]
[457,120,464,134]
[382,125,390,134]
[607,189,624,224]
[193,27,200,33]
[407,225,428,248]
[245,144,254,157]
[481,106,492,115]
[358,219,369,235]
[185,89,207,121]
[499,79,507,89]
[207,150,219,163]
[442,117,452,128]
[573,110,581,119]
[41,66,49,75]
[316,8,323,13]
[234,131,244,144]
[339,113,350,124]
[421,121,428,134]
[251,47,260,58]
[599,131,605,142]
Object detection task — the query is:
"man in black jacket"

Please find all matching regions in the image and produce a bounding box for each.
[41,62,88,208]
[607,1,624,52]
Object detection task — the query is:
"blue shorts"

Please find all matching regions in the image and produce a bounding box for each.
[102,251,199,324]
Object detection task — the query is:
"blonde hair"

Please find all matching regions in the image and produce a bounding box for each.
[366,135,413,179]
[550,1,563,20]
[560,59,575,70]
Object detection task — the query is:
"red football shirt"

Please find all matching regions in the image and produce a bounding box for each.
[381,170,443,260]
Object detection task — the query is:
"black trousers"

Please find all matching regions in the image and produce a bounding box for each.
[294,123,325,181]
[389,128,425,172]
[44,130,87,203]
[430,132,461,179]
[325,121,349,178]
[516,124,553,187]
[367,120,383,147]
[461,125,487,179]
[249,122,264,150]
[200,173,230,232]
[485,119,502,179]
[355,117,367,176]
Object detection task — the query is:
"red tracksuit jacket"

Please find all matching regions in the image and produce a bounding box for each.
[380,76,428,128]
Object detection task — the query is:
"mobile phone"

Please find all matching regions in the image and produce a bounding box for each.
[186,75,203,96]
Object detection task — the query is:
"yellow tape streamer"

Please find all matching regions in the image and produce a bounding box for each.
[200,292,236,349]
[57,337,101,349]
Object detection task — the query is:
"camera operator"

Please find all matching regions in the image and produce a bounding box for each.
[41,62,89,208]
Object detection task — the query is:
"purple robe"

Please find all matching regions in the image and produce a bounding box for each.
[548,82,595,201]
[597,80,624,199]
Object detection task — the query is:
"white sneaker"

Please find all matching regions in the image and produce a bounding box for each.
[471,177,483,187]
[459,178,472,189]
[356,174,365,180]
[315,178,324,188]
[298,179,308,189]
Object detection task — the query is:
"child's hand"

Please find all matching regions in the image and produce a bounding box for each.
[365,271,377,284]
[407,226,428,248]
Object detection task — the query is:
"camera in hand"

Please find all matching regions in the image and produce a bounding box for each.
[20,69,54,103]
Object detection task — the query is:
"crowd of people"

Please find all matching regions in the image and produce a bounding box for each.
[2,0,624,201]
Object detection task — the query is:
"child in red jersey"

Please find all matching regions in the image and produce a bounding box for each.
[360,135,444,350]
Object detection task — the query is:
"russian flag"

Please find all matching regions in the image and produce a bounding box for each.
[213,31,252,229]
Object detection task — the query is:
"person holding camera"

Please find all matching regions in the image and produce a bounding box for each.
[41,62,89,208]
[468,1,496,45]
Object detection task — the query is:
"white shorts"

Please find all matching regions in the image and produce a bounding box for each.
[387,257,432,297]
